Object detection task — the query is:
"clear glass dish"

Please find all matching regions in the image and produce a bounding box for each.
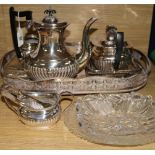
[64,93,155,146]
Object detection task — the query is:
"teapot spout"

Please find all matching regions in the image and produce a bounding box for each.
[76,17,97,72]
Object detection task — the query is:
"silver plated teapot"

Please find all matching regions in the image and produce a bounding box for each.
[10,7,97,80]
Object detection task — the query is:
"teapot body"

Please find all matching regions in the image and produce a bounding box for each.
[23,20,79,79]
[9,7,97,80]
[91,46,132,74]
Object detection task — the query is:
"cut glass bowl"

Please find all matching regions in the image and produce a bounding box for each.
[64,93,155,146]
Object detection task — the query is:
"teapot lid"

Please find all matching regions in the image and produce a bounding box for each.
[34,9,68,30]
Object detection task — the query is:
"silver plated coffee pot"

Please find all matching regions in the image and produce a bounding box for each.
[10,7,97,80]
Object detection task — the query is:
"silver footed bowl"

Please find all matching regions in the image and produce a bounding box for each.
[64,93,155,146]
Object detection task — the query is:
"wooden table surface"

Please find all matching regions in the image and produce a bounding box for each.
[0,4,155,150]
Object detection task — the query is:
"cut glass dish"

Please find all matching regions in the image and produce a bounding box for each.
[64,93,155,146]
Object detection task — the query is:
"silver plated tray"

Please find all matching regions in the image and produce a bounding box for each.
[64,93,155,146]
[0,47,151,94]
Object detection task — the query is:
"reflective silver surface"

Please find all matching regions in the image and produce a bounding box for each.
[19,9,97,80]
[1,85,61,128]
[86,25,151,77]
[0,49,150,94]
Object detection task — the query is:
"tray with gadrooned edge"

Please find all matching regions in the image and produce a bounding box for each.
[64,93,155,146]
[0,43,151,94]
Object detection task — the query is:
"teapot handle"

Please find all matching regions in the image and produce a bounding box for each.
[113,32,124,70]
[9,7,32,59]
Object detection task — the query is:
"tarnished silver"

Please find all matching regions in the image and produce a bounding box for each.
[17,9,97,80]
[86,25,151,77]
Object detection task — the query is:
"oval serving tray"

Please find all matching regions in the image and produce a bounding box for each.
[0,44,151,94]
